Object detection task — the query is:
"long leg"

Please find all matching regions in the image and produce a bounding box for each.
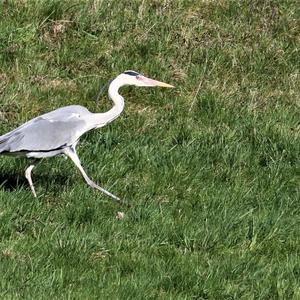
[25,163,37,198]
[64,147,129,206]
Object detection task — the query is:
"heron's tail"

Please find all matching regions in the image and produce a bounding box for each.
[0,135,9,153]
[0,132,22,154]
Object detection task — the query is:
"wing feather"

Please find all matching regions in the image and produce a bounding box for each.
[0,105,90,153]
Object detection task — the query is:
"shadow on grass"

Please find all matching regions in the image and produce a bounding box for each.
[0,171,71,192]
[0,173,27,191]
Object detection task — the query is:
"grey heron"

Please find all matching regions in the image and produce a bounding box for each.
[0,71,173,205]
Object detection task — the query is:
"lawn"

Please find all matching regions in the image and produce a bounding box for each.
[0,0,299,299]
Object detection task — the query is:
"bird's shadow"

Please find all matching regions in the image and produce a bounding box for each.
[0,172,27,191]
[0,171,72,193]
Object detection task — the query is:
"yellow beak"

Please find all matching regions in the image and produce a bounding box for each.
[139,75,174,88]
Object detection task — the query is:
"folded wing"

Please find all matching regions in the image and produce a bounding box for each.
[0,106,89,154]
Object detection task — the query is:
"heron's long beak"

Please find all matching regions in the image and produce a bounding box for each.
[138,75,174,88]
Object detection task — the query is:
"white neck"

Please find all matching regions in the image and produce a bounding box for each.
[107,78,125,118]
[90,76,125,129]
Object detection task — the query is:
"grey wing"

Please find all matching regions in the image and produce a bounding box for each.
[0,105,90,153]
[0,131,23,152]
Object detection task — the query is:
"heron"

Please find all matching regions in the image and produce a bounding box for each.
[0,70,173,205]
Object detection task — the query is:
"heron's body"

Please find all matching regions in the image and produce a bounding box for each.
[0,71,173,204]
[0,105,117,158]
[0,105,86,158]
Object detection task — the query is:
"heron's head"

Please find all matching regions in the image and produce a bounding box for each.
[118,70,174,88]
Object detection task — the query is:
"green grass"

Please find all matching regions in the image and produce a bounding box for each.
[0,0,299,298]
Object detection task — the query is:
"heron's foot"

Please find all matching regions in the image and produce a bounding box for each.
[87,180,131,207]
[30,185,37,198]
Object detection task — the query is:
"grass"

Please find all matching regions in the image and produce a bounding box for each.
[0,0,299,298]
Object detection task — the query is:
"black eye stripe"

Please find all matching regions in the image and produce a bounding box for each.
[124,71,139,76]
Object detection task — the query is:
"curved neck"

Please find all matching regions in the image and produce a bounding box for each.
[108,78,125,115]
[91,77,125,129]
